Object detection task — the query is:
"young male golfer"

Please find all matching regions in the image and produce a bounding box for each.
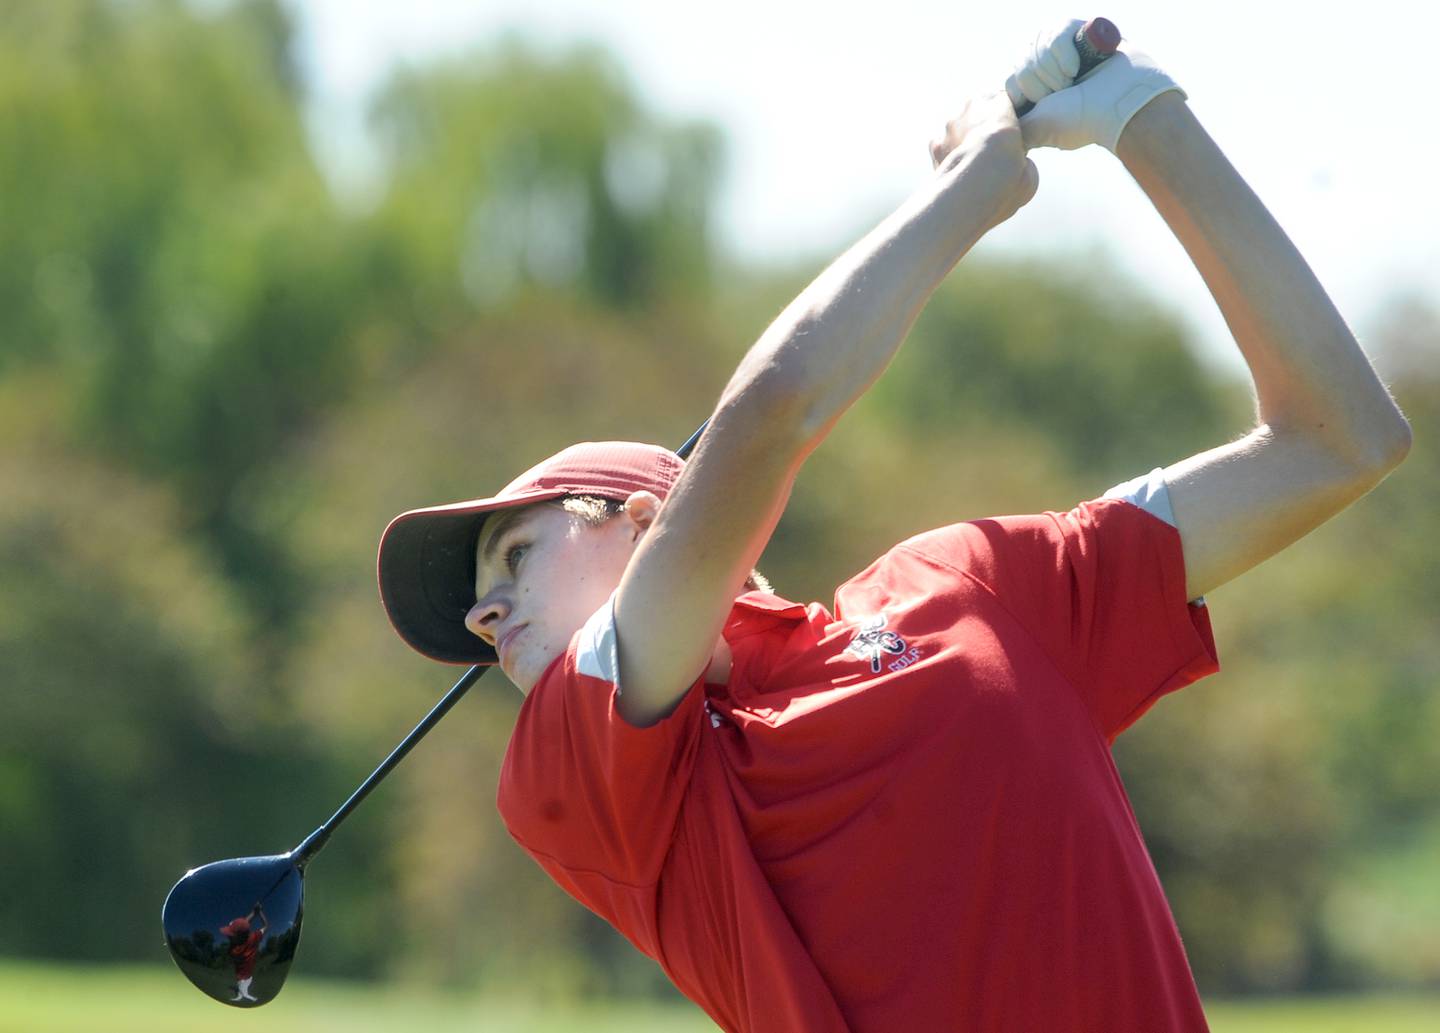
[375,24,1410,1032]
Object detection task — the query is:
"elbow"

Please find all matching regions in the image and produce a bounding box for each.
[1385,415,1413,467]
[1324,411,1412,484]
[718,304,876,453]
[1359,411,1413,474]
[765,379,850,456]
[1272,407,1411,492]
[714,357,828,457]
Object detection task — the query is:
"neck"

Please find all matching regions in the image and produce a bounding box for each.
[704,638,732,686]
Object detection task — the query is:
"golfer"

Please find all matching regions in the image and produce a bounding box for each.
[219,903,268,1003]
[376,24,1410,1032]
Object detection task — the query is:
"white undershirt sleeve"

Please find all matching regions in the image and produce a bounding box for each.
[575,592,624,690]
[1102,467,1205,606]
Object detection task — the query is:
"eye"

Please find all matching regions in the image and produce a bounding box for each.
[503,543,528,576]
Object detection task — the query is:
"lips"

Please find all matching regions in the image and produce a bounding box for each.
[497,625,525,664]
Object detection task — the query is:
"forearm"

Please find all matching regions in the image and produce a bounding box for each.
[614,120,1032,724]
[717,139,1018,449]
[1117,94,1410,468]
[613,142,1022,724]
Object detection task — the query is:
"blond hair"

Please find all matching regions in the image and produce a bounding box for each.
[557,495,773,593]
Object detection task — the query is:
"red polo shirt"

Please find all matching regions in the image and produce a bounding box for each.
[498,486,1219,1032]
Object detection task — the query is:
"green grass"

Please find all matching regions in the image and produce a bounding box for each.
[1204,994,1440,1032]
[1,959,1436,1032]
[0,960,719,1033]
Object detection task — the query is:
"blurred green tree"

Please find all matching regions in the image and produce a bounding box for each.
[1,0,1433,1003]
[871,256,1243,482]
[367,32,724,321]
[280,252,1246,992]
[0,0,364,644]
[0,0,731,989]
[0,431,352,965]
[1113,303,1439,992]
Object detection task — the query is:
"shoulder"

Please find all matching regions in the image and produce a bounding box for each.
[1100,467,1178,527]
[573,592,622,686]
[833,474,1181,610]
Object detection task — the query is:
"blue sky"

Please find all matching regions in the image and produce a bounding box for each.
[288,0,1437,373]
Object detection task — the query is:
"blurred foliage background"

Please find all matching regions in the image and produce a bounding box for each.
[1,0,1435,1013]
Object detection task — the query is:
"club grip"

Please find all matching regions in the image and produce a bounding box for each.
[1013,17,1121,117]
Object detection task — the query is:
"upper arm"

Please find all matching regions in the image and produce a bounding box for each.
[611,398,810,727]
[1162,425,1407,602]
[906,495,1218,739]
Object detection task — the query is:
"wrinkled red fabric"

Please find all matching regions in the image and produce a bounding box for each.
[500,498,1219,1032]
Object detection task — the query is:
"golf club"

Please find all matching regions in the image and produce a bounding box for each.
[1011,17,1120,117]
[161,11,1121,986]
[162,423,709,1007]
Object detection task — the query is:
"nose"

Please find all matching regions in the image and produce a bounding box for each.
[464,591,510,643]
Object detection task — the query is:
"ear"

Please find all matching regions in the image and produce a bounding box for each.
[622,490,663,536]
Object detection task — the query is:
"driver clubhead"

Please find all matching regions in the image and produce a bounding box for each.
[162,853,304,1007]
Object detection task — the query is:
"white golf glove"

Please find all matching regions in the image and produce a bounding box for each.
[1004,20,1186,153]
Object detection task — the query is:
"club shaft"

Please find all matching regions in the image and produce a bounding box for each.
[1014,17,1121,117]
[676,421,707,459]
[288,421,705,869]
[291,663,486,867]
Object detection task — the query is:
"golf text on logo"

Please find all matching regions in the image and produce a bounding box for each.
[845,613,922,673]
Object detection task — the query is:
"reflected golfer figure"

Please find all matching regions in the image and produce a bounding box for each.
[219,904,268,1002]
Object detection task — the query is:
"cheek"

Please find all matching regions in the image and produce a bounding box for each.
[560,548,624,621]
[524,538,625,629]
[523,557,587,620]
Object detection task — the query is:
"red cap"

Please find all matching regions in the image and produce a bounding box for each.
[377,441,685,665]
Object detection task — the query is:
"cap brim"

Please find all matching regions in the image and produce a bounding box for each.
[377,487,570,665]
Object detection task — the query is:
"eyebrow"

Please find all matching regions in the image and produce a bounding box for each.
[478,508,531,567]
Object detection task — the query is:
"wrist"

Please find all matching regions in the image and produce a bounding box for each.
[939,137,1033,228]
[1115,89,1192,165]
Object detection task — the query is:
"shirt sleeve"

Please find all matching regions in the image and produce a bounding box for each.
[496,595,707,892]
[898,470,1219,741]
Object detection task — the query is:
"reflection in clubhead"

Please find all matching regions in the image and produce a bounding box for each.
[162,657,485,1006]
[162,853,304,1008]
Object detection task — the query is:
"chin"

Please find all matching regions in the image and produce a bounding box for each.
[507,652,558,697]
[500,659,535,695]
[498,667,525,694]
[504,621,581,695]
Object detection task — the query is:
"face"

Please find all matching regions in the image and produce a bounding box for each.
[466,502,642,694]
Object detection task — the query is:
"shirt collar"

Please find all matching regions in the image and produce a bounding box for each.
[730,589,811,620]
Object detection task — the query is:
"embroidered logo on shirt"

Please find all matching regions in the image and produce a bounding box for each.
[846,613,911,673]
